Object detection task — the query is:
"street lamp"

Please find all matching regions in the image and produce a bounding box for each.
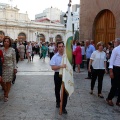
[63,11,73,28]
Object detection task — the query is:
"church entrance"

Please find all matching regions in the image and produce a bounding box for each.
[94,10,116,46]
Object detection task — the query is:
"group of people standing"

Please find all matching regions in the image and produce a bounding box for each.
[82,38,120,107]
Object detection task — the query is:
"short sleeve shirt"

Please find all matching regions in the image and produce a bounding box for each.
[90,50,106,69]
[50,52,62,72]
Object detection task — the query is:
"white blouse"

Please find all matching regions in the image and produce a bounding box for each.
[90,50,106,69]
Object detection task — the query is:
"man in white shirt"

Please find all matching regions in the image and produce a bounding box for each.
[106,38,120,106]
[50,41,68,114]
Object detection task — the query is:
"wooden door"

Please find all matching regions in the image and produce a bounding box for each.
[95,10,116,46]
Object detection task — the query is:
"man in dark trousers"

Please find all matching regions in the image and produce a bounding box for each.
[50,41,68,114]
[85,40,95,79]
[106,38,120,106]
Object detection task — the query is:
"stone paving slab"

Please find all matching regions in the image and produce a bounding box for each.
[0,74,120,120]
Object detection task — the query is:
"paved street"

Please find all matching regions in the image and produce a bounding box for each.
[0,55,120,120]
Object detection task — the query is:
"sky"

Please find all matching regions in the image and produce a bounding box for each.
[0,0,80,20]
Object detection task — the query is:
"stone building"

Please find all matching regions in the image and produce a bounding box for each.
[80,0,120,45]
[0,3,65,43]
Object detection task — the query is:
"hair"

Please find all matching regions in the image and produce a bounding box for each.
[96,41,104,49]
[77,42,80,46]
[108,42,112,46]
[57,41,64,47]
[116,38,120,44]
[3,36,12,47]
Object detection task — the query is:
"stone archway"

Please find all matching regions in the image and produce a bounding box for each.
[18,32,26,42]
[93,9,116,46]
[40,34,45,42]
[0,31,5,42]
[55,35,62,42]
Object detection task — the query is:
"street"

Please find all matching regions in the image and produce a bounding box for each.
[0,55,120,120]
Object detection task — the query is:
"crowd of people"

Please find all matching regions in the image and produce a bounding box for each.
[0,35,120,114]
[0,36,58,102]
[71,38,120,107]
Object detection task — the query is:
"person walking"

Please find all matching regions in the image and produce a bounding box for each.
[72,40,76,71]
[26,42,32,62]
[50,41,68,114]
[73,42,82,73]
[48,43,54,60]
[2,36,17,102]
[89,42,106,98]
[41,42,48,62]
[18,42,25,61]
[85,40,95,79]
[106,38,120,106]
[80,41,85,68]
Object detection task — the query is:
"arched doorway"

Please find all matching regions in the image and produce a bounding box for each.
[0,31,5,42]
[40,34,45,42]
[18,32,26,42]
[94,10,116,46]
[55,35,62,42]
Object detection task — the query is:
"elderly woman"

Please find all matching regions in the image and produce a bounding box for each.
[26,42,32,62]
[18,42,25,61]
[89,42,106,98]
[2,36,17,102]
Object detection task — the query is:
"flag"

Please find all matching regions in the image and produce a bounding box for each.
[60,2,74,97]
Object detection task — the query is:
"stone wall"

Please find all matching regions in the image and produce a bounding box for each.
[80,0,120,41]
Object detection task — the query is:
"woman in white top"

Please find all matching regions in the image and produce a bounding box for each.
[89,42,106,98]
[26,42,32,62]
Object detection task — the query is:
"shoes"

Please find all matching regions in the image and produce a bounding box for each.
[106,98,114,106]
[4,97,8,102]
[116,102,120,107]
[85,77,91,79]
[98,94,104,98]
[62,108,67,114]
[56,103,60,108]
[89,91,93,95]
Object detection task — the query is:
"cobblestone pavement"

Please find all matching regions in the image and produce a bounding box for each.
[0,55,120,120]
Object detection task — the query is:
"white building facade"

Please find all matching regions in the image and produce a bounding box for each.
[0,3,66,43]
[35,7,62,23]
[72,7,80,32]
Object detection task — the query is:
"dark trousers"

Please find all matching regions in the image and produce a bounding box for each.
[80,55,84,68]
[91,69,105,94]
[54,72,68,109]
[107,66,120,102]
[87,58,92,78]
[50,52,54,60]
[73,55,76,71]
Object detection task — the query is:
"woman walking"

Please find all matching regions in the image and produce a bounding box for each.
[26,42,32,62]
[89,42,106,98]
[18,42,25,61]
[41,42,48,62]
[2,36,17,102]
[73,42,82,73]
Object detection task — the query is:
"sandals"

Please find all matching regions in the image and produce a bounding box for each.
[4,97,8,102]
[106,98,114,106]
[89,91,93,95]
[98,94,104,98]
[116,102,120,107]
